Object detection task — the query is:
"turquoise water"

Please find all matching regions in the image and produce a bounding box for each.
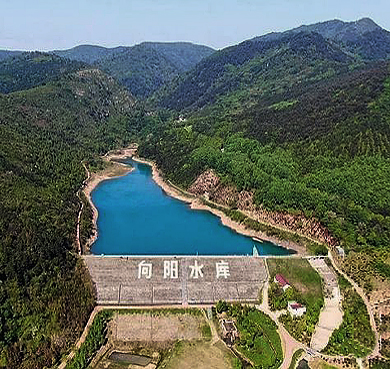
[91,160,293,256]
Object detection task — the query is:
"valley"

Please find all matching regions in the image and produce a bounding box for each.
[0,15,390,369]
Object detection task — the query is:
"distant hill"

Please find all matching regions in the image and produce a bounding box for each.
[52,44,127,64]
[255,17,390,60]
[158,31,354,111]
[0,49,23,61]
[95,42,215,99]
[52,42,215,99]
[157,18,390,112]
[0,51,87,93]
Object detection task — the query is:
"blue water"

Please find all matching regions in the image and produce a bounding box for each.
[91,160,292,256]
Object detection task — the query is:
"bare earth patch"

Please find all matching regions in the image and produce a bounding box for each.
[113,313,203,342]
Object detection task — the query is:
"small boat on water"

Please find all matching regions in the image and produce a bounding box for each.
[252,244,259,257]
[252,237,264,243]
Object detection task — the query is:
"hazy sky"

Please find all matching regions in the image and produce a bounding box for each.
[1,0,389,51]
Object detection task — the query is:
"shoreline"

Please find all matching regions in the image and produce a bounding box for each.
[82,148,137,252]
[82,148,306,255]
[131,156,307,255]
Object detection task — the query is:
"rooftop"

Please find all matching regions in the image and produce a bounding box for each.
[275,274,290,287]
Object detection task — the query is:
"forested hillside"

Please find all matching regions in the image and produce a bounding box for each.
[0,68,135,368]
[0,52,87,94]
[0,50,23,61]
[158,31,355,111]
[52,42,215,99]
[158,18,390,112]
[142,24,390,292]
[95,42,214,99]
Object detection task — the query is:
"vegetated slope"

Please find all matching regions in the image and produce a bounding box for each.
[140,56,390,291]
[0,68,135,368]
[287,17,390,60]
[158,31,354,111]
[158,18,390,112]
[95,42,215,99]
[0,52,87,93]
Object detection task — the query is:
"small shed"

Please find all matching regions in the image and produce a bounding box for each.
[220,319,239,345]
[288,301,306,317]
[274,274,291,291]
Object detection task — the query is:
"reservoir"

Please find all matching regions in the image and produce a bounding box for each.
[91,159,292,256]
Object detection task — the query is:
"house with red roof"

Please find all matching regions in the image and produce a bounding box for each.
[274,274,291,291]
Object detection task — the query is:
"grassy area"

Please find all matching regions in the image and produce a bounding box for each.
[201,323,212,341]
[289,349,304,369]
[66,310,113,369]
[322,275,375,357]
[267,258,324,345]
[158,340,236,369]
[309,359,339,369]
[268,99,298,111]
[217,302,283,369]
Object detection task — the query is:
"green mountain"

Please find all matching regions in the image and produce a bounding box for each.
[141,20,390,294]
[52,44,127,64]
[287,17,390,60]
[158,31,354,111]
[52,42,215,99]
[158,18,390,112]
[95,42,215,99]
[0,52,87,93]
[0,68,135,368]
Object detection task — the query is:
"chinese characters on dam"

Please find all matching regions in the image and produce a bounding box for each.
[138,259,231,279]
[84,256,268,305]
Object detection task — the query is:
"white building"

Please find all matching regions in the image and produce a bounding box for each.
[288,301,306,317]
[336,246,345,258]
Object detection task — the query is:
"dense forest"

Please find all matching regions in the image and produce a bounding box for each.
[141,43,390,290]
[0,63,136,367]
[0,52,86,94]
[52,42,215,99]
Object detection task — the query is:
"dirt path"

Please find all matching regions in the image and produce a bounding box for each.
[256,261,306,369]
[308,258,343,352]
[75,162,90,254]
[256,285,305,369]
[80,148,136,251]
